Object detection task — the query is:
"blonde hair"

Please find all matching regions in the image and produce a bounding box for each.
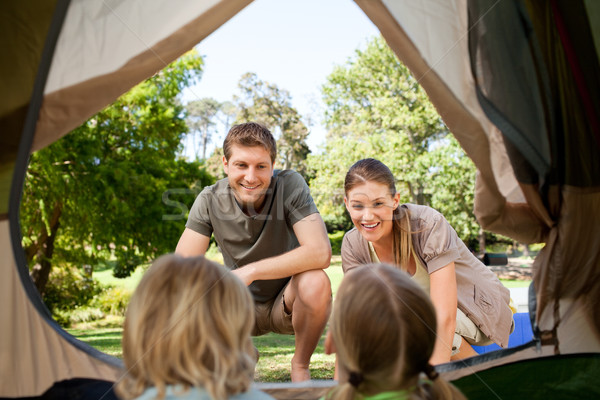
[116,254,256,400]
[344,158,413,269]
[327,264,465,400]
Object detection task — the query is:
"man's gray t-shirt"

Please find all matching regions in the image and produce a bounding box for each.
[186,170,319,302]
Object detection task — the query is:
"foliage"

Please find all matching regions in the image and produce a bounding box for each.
[234,73,311,177]
[65,307,106,326]
[42,264,102,315]
[186,97,221,160]
[20,50,214,297]
[204,146,226,180]
[185,98,237,161]
[328,230,345,256]
[91,286,132,316]
[311,36,479,242]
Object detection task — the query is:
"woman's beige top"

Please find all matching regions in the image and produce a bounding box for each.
[368,241,431,294]
[342,204,513,348]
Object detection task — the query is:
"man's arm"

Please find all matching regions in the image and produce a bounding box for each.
[232,213,331,285]
[175,227,211,257]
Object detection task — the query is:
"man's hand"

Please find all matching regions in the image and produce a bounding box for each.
[231,265,256,286]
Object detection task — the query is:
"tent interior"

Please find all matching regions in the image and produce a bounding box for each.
[1,0,599,398]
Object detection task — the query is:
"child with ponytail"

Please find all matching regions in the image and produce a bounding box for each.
[325,263,465,400]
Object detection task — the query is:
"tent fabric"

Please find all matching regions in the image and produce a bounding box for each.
[0,0,60,215]
[356,0,600,357]
[0,220,122,397]
[33,0,253,152]
[452,353,600,399]
[354,0,545,243]
[467,0,600,346]
[2,0,600,397]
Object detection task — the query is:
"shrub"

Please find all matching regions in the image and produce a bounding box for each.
[67,307,106,325]
[43,265,103,315]
[91,286,132,316]
[329,230,345,256]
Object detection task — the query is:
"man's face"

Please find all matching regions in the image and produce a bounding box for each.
[223,144,274,214]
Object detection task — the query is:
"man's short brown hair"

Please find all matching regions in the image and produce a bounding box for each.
[223,122,277,163]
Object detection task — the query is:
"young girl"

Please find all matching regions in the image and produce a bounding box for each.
[325,263,465,400]
[116,254,273,400]
[342,158,513,364]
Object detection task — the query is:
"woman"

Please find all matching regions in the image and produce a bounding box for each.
[325,263,465,400]
[116,254,272,400]
[341,158,513,364]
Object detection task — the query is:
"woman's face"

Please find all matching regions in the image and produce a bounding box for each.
[344,181,399,245]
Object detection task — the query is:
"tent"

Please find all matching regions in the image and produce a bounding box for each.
[1,0,598,398]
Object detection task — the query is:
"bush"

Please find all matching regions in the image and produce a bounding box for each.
[67,307,106,325]
[91,286,132,316]
[43,265,103,315]
[329,230,345,256]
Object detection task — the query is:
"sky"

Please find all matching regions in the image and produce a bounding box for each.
[181,0,380,156]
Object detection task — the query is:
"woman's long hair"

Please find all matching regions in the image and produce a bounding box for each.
[344,158,413,269]
[326,264,465,400]
[116,254,256,400]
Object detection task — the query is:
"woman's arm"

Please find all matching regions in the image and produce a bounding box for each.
[428,262,458,365]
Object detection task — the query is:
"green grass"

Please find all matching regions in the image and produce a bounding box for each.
[253,332,335,381]
[501,280,531,288]
[67,320,124,357]
[93,265,146,291]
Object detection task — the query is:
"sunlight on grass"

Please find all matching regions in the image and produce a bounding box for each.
[94,266,146,291]
[67,325,123,357]
[253,332,335,382]
[501,280,531,288]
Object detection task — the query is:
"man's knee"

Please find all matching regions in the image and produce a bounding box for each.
[294,269,332,308]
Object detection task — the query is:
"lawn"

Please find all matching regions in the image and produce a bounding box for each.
[68,254,531,382]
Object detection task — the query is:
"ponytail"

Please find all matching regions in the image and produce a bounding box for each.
[416,374,466,400]
[325,380,362,400]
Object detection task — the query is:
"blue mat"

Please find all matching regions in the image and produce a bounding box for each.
[473,312,533,354]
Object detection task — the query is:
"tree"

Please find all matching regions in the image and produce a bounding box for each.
[20,50,214,296]
[219,100,237,134]
[186,97,221,160]
[311,36,479,243]
[234,73,311,177]
[204,147,226,181]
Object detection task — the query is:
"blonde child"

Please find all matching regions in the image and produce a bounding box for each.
[116,254,272,400]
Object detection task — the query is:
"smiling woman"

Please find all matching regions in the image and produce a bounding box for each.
[341,159,515,365]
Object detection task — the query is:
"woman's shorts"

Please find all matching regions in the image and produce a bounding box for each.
[452,308,492,355]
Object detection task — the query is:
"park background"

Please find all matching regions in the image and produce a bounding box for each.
[20,0,538,383]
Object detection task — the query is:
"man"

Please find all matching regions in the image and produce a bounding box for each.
[176,122,332,382]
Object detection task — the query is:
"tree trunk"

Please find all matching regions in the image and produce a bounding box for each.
[478,227,486,256]
[202,131,208,160]
[30,202,62,295]
[523,243,530,257]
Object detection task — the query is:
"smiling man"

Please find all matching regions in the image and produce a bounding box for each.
[176,122,332,382]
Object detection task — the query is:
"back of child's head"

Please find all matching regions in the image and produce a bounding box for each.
[328,263,465,400]
[117,254,256,400]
